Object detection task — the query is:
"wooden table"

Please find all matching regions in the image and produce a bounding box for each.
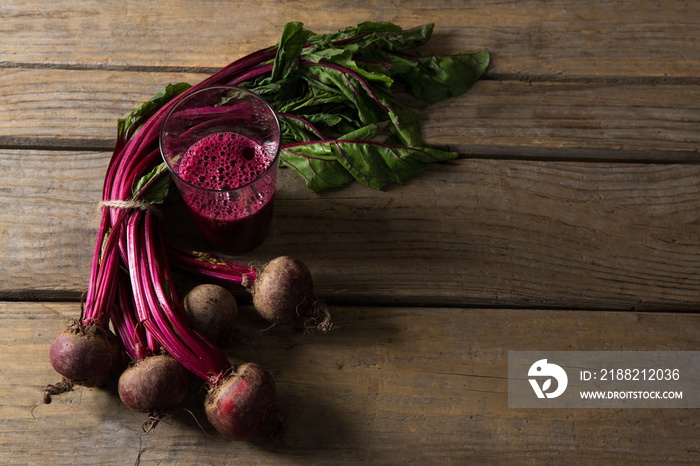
[2,1,699,464]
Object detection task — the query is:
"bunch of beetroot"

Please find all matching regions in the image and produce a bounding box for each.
[46,162,329,439]
[42,45,334,443]
[42,21,488,441]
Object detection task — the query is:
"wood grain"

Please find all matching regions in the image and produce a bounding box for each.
[1,68,699,161]
[420,80,700,161]
[0,149,105,292]
[1,0,699,79]
[2,302,698,465]
[1,149,698,311]
[0,68,206,148]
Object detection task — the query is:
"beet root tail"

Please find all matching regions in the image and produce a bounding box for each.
[42,377,75,405]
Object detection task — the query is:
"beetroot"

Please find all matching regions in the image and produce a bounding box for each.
[205,363,279,441]
[118,355,188,414]
[171,252,334,332]
[183,284,238,342]
[250,256,332,332]
[49,323,123,388]
[127,214,280,441]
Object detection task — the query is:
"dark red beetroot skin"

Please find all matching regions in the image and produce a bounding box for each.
[205,363,278,440]
[252,256,313,326]
[118,355,189,413]
[251,256,332,332]
[49,324,124,387]
[183,284,238,343]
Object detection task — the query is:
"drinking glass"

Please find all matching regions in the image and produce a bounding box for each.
[160,86,281,254]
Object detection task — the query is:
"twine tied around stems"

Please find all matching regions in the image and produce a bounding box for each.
[100,199,161,215]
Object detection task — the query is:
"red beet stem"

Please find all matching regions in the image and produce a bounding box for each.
[141,212,231,382]
[166,242,257,285]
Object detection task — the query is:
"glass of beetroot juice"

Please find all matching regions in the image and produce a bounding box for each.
[160,86,281,254]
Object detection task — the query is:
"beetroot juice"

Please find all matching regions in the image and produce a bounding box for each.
[175,131,277,254]
[160,86,281,254]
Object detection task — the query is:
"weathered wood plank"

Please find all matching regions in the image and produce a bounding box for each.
[1,150,699,310]
[1,0,699,79]
[2,302,698,464]
[1,68,699,161]
[0,68,206,148]
[0,150,105,292]
[419,80,700,161]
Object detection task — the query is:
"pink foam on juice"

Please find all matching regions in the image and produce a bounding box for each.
[178,131,271,192]
[176,131,276,253]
